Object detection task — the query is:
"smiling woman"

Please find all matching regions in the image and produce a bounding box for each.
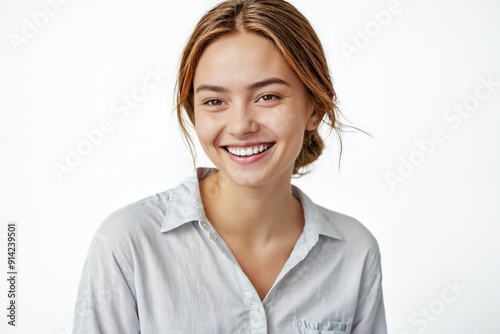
[72,1,387,333]
[193,32,317,187]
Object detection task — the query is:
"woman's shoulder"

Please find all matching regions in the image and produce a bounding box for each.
[93,171,202,244]
[293,185,380,252]
[94,190,172,245]
[318,205,378,245]
[312,203,383,272]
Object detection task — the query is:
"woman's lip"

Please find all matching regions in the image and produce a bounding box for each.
[221,141,275,148]
[222,143,274,165]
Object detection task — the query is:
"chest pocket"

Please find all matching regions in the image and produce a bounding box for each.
[295,320,351,334]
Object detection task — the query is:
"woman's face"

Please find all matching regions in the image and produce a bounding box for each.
[193,32,318,188]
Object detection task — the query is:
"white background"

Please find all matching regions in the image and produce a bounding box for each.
[1,0,499,333]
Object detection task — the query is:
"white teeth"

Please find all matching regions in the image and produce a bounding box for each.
[226,143,272,157]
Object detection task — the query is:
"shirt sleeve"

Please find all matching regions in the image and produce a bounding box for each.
[72,235,140,334]
[351,241,387,334]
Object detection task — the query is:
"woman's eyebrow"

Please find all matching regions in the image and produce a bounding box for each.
[195,77,291,94]
[247,77,291,91]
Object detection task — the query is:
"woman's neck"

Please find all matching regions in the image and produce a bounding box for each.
[199,171,304,248]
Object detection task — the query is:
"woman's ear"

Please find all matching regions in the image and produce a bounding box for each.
[305,107,321,131]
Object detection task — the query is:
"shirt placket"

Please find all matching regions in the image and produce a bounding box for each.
[238,270,268,334]
[198,218,269,334]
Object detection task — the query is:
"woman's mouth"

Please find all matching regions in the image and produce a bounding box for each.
[223,142,275,157]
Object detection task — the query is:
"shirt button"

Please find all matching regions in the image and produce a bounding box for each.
[200,221,210,231]
[208,231,217,241]
[250,303,260,312]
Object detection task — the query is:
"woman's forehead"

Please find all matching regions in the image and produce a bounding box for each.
[193,32,300,91]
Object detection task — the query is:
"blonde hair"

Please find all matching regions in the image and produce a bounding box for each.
[176,0,343,175]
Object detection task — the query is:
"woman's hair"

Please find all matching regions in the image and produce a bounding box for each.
[176,0,343,175]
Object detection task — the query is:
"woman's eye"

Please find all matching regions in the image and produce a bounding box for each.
[204,99,224,106]
[259,94,281,102]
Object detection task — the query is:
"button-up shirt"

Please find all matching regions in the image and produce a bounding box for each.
[72,167,387,333]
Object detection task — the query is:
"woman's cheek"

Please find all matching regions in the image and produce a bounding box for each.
[198,114,229,154]
[194,114,215,142]
[268,105,298,134]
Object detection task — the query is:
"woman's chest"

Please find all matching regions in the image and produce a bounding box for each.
[132,243,358,334]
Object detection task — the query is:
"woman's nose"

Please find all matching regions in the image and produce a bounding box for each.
[226,103,258,137]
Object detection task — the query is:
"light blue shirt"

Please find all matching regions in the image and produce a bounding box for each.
[72,168,386,333]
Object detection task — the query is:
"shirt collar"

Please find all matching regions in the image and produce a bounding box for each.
[160,167,214,233]
[161,167,342,241]
[291,184,343,241]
